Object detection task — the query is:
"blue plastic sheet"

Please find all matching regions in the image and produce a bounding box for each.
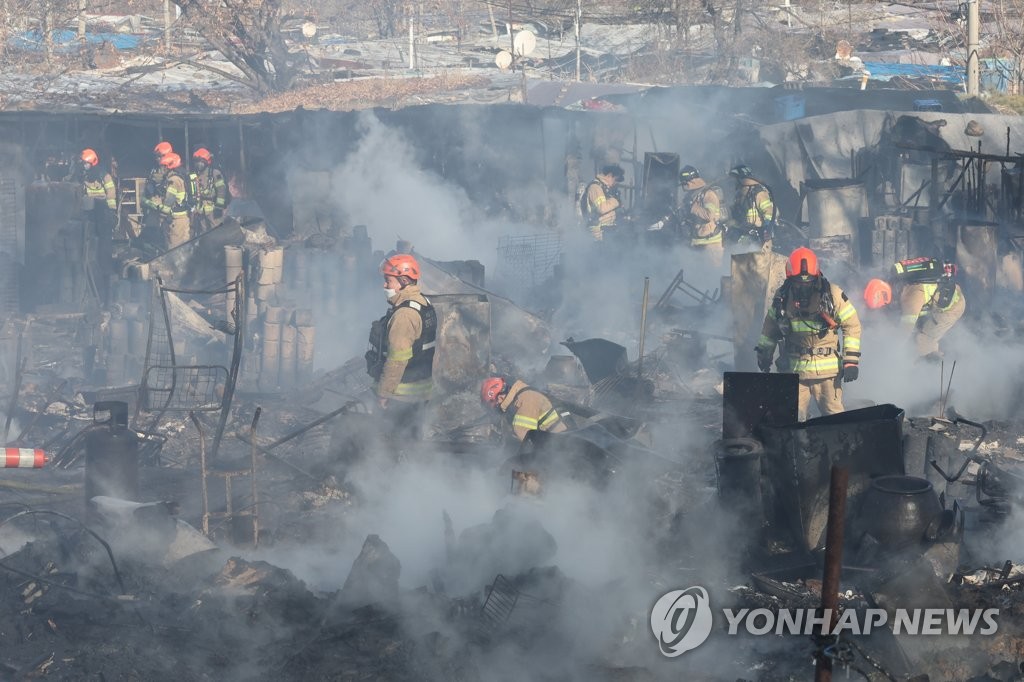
[10,30,152,52]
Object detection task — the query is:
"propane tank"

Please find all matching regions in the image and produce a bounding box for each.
[84,401,139,503]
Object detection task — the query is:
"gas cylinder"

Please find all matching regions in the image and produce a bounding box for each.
[84,401,139,502]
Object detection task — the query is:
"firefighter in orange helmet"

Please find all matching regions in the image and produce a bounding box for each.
[864,259,965,360]
[141,152,191,249]
[78,148,117,303]
[365,253,436,441]
[191,147,228,234]
[755,247,862,420]
[481,376,567,442]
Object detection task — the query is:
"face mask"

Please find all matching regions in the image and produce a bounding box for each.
[385,288,398,300]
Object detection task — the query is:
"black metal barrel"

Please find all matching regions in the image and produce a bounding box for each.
[84,401,139,502]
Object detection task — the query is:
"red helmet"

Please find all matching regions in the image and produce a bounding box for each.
[159,152,182,170]
[786,247,819,278]
[154,141,173,156]
[863,278,892,309]
[481,377,506,407]
[380,253,420,281]
[193,147,212,164]
[81,148,99,167]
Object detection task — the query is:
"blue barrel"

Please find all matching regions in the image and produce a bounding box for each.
[85,401,139,502]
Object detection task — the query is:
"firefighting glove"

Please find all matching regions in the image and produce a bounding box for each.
[756,348,773,373]
[842,363,859,382]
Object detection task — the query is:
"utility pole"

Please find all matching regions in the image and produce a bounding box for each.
[966,0,980,96]
[163,0,171,50]
[408,4,416,69]
[78,0,86,40]
[575,0,582,82]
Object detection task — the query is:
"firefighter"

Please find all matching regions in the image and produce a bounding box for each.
[756,247,862,421]
[678,165,725,267]
[78,148,117,304]
[191,147,227,234]
[141,141,173,247]
[141,152,191,250]
[729,164,778,249]
[365,253,436,441]
[580,164,624,242]
[480,376,567,442]
[864,259,965,360]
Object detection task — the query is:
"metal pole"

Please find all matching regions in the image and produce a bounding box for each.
[486,0,498,40]
[815,465,849,682]
[575,0,582,82]
[638,277,650,377]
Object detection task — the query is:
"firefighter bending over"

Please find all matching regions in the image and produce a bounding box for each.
[863,257,965,360]
[756,247,862,421]
[678,165,725,267]
[365,254,436,441]
[581,164,624,242]
[480,376,567,442]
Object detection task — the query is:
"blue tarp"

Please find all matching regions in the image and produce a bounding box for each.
[860,62,964,85]
[10,30,152,51]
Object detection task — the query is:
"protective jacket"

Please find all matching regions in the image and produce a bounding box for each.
[757,278,861,379]
[498,380,567,441]
[367,284,436,401]
[733,180,777,229]
[582,179,618,240]
[683,181,724,246]
[192,166,227,215]
[83,167,117,210]
[899,281,962,328]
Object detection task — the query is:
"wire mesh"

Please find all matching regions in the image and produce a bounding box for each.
[494,233,562,304]
[143,365,228,411]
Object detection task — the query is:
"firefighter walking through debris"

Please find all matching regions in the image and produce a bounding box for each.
[481,377,567,442]
[365,254,437,442]
[756,247,862,421]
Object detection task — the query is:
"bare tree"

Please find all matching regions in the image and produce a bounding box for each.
[171,0,298,93]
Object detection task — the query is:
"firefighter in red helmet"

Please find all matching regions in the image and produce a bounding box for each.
[481,376,566,442]
[755,247,862,420]
[77,148,117,303]
[365,253,436,441]
[142,152,191,249]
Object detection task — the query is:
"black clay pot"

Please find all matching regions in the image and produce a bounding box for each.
[861,475,942,551]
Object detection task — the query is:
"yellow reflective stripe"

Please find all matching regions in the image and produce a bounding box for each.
[691,233,723,246]
[106,199,117,208]
[103,179,115,190]
[844,337,861,352]
[539,411,561,429]
[513,415,539,430]
[901,314,919,324]
[836,304,857,323]
[757,335,776,348]
[595,196,606,206]
[788,355,840,373]
[85,186,106,197]
[394,379,432,396]
[922,283,938,300]
[790,319,826,333]
[389,348,413,362]
[757,200,773,212]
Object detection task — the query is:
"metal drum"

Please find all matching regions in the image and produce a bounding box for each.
[714,437,766,525]
[84,401,139,502]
